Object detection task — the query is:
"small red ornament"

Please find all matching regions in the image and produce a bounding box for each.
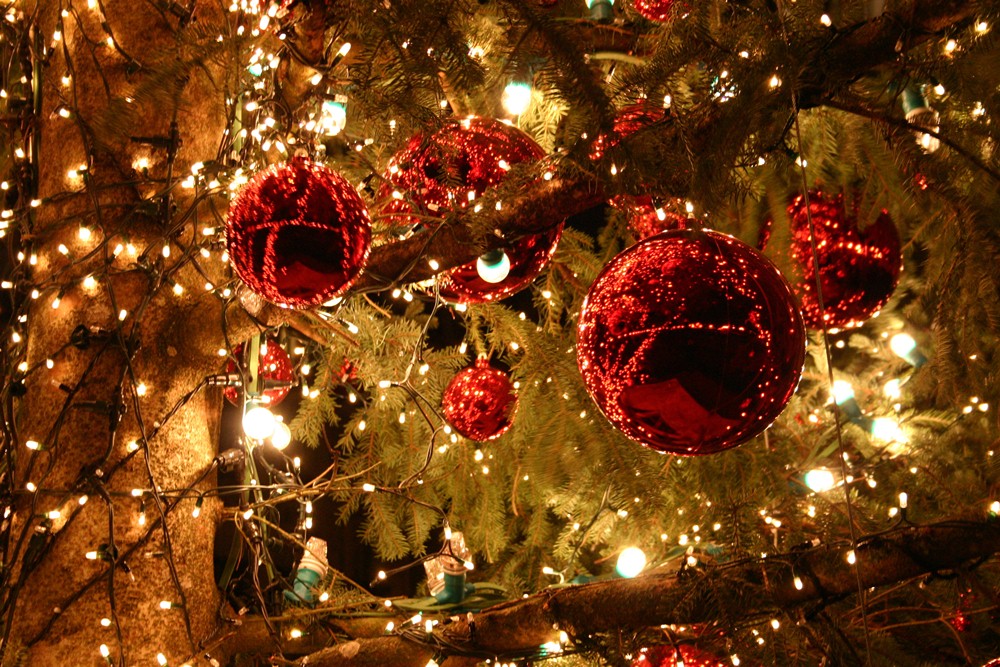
[631,0,675,21]
[616,195,687,240]
[224,339,295,407]
[378,117,563,302]
[632,645,727,667]
[226,158,371,308]
[442,358,517,441]
[591,103,667,160]
[786,190,902,329]
[578,229,805,455]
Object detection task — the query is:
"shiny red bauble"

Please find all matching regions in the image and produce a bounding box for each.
[617,195,687,240]
[578,228,805,456]
[632,645,727,667]
[631,0,675,21]
[591,103,667,160]
[786,190,902,329]
[378,117,563,302]
[442,358,517,441]
[226,158,371,308]
[224,339,295,407]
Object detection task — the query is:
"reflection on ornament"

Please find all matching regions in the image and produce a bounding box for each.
[476,249,512,284]
[226,158,371,308]
[632,645,728,667]
[577,229,805,455]
[442,358,517,441]
[786,189,902,330]
[591,103,667,160]
[378,117,563,302]
[224,339,295,407]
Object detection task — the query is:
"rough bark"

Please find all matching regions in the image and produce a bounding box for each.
[3,4,255,666]
[295,519,1000,665]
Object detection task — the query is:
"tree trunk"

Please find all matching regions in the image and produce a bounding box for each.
[4,5,249,665]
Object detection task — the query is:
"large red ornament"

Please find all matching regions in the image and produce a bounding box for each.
[578,229,805,456]
[442,358,517,441]
[224,339,295,407]
[632,645,727,667]
[378,117,563,302]
[787,190,902,329]
[226,158,371,308]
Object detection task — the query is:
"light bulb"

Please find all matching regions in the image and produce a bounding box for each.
[242,403,276,440]
[804,469,836,493]
[271,421,292,450]
[476,249,511,284]
[889,333,926,366]
[870,417,907,444]
[585,0,614,20]
[501,82,532,116]
[831,380,855,405]
[615,546,647,578]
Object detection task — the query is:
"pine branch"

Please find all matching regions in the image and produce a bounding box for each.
[290,518,1000,666]
[352,0,976,291]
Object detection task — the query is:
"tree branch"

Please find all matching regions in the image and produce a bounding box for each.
[351,0,976,292]
[292,519,1000,665]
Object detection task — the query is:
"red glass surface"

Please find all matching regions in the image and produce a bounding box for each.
[578,228,806,456]
[786,189,902,329]
[442,358,517,442]
[226,158,371,308]
[377,117,563,302]
[224,339,295,408]
[631,0,676,21]
[632,645,727,667]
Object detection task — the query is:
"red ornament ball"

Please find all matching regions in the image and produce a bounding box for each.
[442,358,517,441]
[632,645,727,667]
[224,339,295,408]
[378,117,564,302]
[591,103,667,160]
[378,117,546,227]
[631,0,675,21]
[787,190,902,329]
[578,228,805,455]
[226,158,371,308]
[615,195,687,240]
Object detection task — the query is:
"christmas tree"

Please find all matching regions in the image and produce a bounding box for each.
[1,0,999,665]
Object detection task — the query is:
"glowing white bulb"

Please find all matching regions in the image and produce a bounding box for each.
[804,469,836,493]
[271,421,292,450]
[871,417,907,444]
[615,546,647,578]
[242,404,276,440]
[831,380,855,405]
[476,250,511,284]
[501,82,532,116]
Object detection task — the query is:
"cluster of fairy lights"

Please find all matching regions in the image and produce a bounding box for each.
[0,2,997,666]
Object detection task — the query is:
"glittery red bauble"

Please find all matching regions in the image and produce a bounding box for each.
[226,158,371,308]
[632,645,727,667]
[378,117,563,302]
[787,190,902,329]
[442,358,517,441]
[578,229,805,455]
[378,117,546,226]
[616,195,687,240]
[591,103,667,160]
[436,225,563,303]
[224,339,295,407]
[632,0,675,21]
